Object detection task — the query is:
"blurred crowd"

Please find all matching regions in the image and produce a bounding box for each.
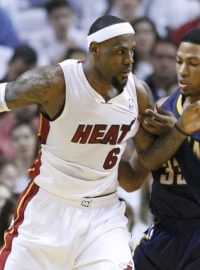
[0,0,200,246]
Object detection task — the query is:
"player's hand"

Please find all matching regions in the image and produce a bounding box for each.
[139,105,177,135]
[177,101,200,134]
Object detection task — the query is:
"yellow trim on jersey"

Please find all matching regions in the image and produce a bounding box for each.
[37,113,43,138]
[176,94,183,115]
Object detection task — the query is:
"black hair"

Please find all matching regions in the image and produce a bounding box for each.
[151,37,177,54]
[9,44,37,65]
[45,0,71,14]
[65,47,87,59]
[88,15,125,35]
[10,121,39,159]
[0,156,14,173]
[154,37,177,47]
[131,16,160,41]
[181,27,200,45]
[0,196,18,246]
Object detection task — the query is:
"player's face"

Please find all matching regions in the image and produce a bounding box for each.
[11,125,37,160]
[49,7,73,36]
[96,34,135,91]
[176,42,200,99]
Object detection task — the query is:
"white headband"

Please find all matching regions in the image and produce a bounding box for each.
[87,22,135,48]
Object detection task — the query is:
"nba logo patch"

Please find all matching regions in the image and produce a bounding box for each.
[129,99,133,110]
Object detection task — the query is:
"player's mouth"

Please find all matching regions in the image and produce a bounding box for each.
[179,80,190,90]
[120,68,132,77]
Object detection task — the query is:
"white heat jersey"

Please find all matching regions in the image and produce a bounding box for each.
[33,60,139,200]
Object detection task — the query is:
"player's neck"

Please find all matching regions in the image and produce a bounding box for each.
[83,61,115,96]
[182,96,200,109]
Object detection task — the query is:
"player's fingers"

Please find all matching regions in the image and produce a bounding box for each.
[156,105,174,116]
[142,121,164,135]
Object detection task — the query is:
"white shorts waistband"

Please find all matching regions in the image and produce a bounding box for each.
[39,187,119,208]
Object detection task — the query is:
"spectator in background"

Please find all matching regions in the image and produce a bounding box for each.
[0,184,11,214]
[65,47,87,60]
[68,0,108,34]
[10,122,38,197]
[30,0,87,65]
[0,7,20,49]
[0,104,39,160]
[131,17,159,80]
[0,196,18,247]
[0,44,37,82]
[109,0,142,22]
[145,38,178,101]
[0,157,18,193]
[0,44,38,160]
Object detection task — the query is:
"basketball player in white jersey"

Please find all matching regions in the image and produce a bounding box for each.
[0,15,200,270]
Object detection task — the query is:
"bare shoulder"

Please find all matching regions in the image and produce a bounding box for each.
[20,64,65,90]
[133,75,154,113]
[6,64,65,119]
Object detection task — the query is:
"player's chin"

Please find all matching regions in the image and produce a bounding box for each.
[120,76,128,85]
[180,88,192,97]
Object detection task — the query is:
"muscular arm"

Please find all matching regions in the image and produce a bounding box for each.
[118,149,150,192]
[5,65,65,119]
[118,78,153,191]
[133,78,193,170]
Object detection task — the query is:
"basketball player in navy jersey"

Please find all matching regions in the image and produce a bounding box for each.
[0,15,200,270]
[129,27,200,270]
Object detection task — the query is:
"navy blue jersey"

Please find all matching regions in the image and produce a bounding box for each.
[150,88,200,223]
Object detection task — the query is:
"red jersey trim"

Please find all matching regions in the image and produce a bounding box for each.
[0,182,39,269]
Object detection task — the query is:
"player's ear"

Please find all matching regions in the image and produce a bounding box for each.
[90,43,100,56]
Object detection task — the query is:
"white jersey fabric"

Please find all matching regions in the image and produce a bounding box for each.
[1,59,138,270]
[34,59,139,200]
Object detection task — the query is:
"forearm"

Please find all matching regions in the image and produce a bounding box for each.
[118,157,150,192]
[137,125,187,170]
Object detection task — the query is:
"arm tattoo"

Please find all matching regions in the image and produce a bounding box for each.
[5,66,60,109]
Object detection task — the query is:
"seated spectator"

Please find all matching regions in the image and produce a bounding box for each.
[109,0,142,22]
[131,17,159,80]
[0,184,12,214]
[65,47,87,60]
[145,38,178,101]
[0,7,20,49]
[0,157,18,192]
[0,44,37,82]
[30,0,87,64]
[10,122,38,196]
[0,44,38,159]
[68,0,108,34]
[0,195,18,247]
